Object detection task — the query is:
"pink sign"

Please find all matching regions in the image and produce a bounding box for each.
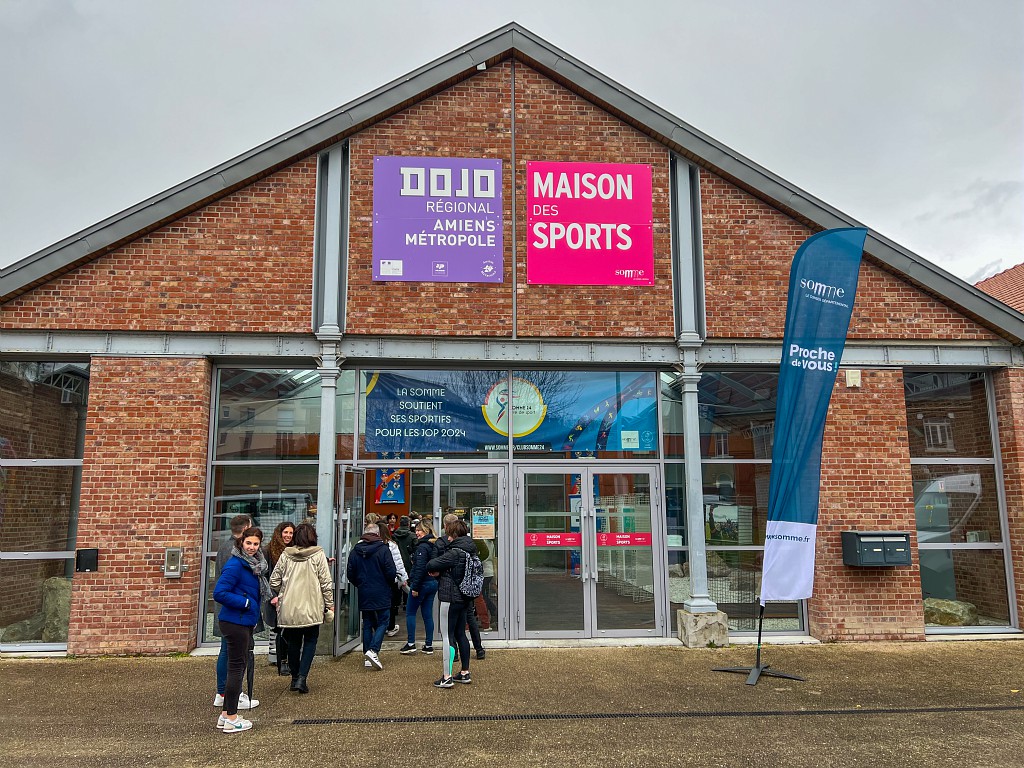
[596,533,652,547]
[524,532,583,547]
[526,161,654,286]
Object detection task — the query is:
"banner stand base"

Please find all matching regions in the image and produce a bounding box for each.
[712,604,805,686]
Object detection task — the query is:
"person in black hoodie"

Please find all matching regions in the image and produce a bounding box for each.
[426,517,476,688]
[346,522,397,670]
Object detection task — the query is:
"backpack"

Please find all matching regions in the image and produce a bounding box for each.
[459,549,484,598]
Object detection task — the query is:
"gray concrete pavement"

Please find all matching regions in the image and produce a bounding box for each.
[2,639,1023,767]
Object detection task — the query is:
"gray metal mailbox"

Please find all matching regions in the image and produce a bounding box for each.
[841,531,912,567]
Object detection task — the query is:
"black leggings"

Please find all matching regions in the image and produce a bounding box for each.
[218,619,253,716]
[439,600,470,677]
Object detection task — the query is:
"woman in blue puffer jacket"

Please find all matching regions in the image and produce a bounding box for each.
[213,526,270,734]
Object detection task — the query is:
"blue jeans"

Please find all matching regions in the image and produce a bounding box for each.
[282,625,320,678]
[361,608,389,654]
[406,581,438,645]
[216,636,228,694]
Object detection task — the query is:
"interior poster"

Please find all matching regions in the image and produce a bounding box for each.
[526,161,653,286]
[363,370,658,454]
[375,468,406,504]
[373,156,503,282]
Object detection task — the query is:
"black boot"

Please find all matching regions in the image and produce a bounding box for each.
[290,676,300,691]
[278,659,291,676]
[295,676,309,694]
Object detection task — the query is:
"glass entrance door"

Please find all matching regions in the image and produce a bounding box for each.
[435,469,506,638]
[518,467,661,638]
[334,467,364,654]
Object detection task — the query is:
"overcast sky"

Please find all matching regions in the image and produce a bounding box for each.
[1,0,1021,285]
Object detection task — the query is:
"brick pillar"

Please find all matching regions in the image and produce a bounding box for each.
[68,357,211,655]
[808,368,925,641]
[992,368,1024,628]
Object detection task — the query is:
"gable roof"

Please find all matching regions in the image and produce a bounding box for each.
[977,262,1024,313]
[3,22,1023,343]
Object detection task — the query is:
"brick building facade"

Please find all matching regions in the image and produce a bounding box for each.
[2,25,1022,654]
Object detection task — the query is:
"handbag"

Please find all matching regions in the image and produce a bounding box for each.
[261,598,278,629]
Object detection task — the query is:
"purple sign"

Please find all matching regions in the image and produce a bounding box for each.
[373,156,504,282]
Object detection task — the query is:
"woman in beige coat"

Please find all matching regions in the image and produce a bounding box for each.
[269,523,334,694]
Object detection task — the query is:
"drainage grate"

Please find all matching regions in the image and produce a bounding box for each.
[294,703,1024,726]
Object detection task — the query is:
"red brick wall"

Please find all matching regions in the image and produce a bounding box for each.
[68,357,211,655]
[699,173,1003,342]
[346,64,512,336]
[346,61,675,339]
[512,66,674,337]
[992,368,1024,627]
[810,369,925,641]
[0,160,317,333]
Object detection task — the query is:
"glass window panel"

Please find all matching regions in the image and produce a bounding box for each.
[913,465,1001,544]
[335,369,356,460]
[702,462,770,546]
[706,549,802,632]
[201,556,270,644]
[214,369,322,460]
[660,372,684,458]
[667,549,689,634]
[208,464,318,551]
[409,468,434,519]
[512,370,658,460]
[0,560,73,645]
[904,371,992,458]
[664,463,686,545]
[921,549,1010,626]
[0,465,80,551]
[359,370,508,460]
[0,362,88,460]
[698,371,779,460]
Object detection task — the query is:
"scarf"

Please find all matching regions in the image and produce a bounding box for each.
[233,544,273,606]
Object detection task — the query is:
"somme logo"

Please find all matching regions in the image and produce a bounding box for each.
[614,269,646,279]
[800,277,845,301]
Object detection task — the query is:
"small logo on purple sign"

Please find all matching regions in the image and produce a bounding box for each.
[432,261,448,277]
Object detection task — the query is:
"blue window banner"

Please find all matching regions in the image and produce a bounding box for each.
[374,469,406,504]
[760,228,867,605]
[362,370,658,454]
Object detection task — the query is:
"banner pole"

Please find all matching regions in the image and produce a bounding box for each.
[712,602,805,686]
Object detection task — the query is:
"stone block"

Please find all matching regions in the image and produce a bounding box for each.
[923,597,978,626]
[677,609,730,648]
[42,576,72,642]
[1,612,45,643]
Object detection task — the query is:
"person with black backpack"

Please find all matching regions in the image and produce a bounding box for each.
[425,517,480,688]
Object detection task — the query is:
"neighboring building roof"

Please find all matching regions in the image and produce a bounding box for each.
[976,262,1024,313]
[3,22,1024,342]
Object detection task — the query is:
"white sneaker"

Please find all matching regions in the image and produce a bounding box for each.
[385,625,400,637]
[364,659,372,668]
[222,715,253,734]
[217,713,227,729]
[238,692,260,710]
[365,650,383,670]
[214,693,224,707]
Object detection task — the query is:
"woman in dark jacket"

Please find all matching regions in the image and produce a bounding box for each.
[265,521,295,676]
[399,519,439,655]
[426,518,476,688]
[213,526,270,733]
